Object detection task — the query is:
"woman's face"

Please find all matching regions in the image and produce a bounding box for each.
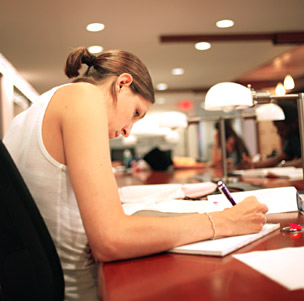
[273,121,293,139]
[226,136,236,154]
[107,87,152,139]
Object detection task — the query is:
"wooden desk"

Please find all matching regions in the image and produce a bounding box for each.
[114,167,304,190]
[100,169,304,301]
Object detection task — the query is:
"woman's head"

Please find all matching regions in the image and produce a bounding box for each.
[273,101,299,139]
[64,47,155,104]
[215,120,237,151]
[215,120,249,159]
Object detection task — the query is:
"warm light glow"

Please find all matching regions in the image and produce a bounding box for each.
[171,68,184,75]
[156,97,166,104]
[159,111,188,128]
[88,45,103,54]
[86,23,105,32]
[195,42,211,51]
[275,82,286,96]
[255,103,285,121]
[156,83,168,91]
[122,134,137,145]
[178,99,193,111]
[216,19,234,28]
[165,129,180,143]
[204,82,253,112]
[283,74,295,90]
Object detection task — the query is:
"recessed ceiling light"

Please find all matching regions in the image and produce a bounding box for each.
[216,19,234,28]
[171,68,184,75]
[156,83,168,91]
[195,42,211,51]
[86,23,105,32]
[88,45,103,54]
[156,97,166,104]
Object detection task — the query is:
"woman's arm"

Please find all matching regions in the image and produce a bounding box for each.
[55,84,268,262]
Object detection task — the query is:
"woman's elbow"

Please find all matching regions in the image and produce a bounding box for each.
[90,235,125,262]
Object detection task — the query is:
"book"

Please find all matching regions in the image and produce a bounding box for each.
[169,223,280,257]
[231,167,303,180]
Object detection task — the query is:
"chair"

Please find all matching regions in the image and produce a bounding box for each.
[0,140,65,301]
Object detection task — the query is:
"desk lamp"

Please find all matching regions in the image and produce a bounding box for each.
[159,111,188,144]
[255,103,285,121]
[204,82,304,180]
[204,82,253,181]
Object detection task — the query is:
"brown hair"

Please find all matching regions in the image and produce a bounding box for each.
[64,47,155,103]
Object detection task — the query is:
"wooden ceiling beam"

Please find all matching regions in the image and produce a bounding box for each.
[155,75,304,94]
[160,32,304,44]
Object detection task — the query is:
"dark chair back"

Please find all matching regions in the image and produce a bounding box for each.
[0,140,64,301]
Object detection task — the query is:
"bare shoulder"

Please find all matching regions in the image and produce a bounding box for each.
[53,82,106,118]
[56,82,102,103]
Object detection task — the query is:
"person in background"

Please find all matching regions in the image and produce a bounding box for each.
[241,101,301,169]
[3,47,268,300]
[209,120,250,170]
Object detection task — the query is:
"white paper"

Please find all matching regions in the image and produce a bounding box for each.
[207,186,298,214]
[233,247,304,290]
[120,183,220,215]
[122,198,219,216]
[169,223,280,256]
[232,167,303,179]
[120,185,298,215]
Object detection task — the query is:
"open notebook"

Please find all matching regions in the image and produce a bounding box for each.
[169,223,280,257]
[120,185,296,256]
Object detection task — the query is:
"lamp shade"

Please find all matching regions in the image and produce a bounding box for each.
[158,111,188,128]
[122,134,138,145]
[204,82,253,112]
[165,129,180,143]
[255,103,285,121]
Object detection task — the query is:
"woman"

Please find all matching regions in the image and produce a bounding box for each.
[241,102,302,169]
[4,47,268,300]
[210,120,250,170]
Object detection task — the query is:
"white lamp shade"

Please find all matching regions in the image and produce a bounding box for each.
[255,103,285,121]
[204,82,253,112]
[165,129,180,143]
[122,134,138,145]
[158,111,188,128]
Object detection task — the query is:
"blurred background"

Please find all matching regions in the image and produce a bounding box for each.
[1,0,304,166]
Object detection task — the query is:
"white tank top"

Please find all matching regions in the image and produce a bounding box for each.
[4,85,98,300]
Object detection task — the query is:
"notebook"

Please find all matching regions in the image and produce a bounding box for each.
[231,167,303,180]
[169,223,280,257]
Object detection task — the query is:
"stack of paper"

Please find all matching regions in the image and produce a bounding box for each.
[120,185,298,215]
[232,167,303,180]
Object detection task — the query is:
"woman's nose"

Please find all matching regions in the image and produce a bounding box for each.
[121,123,133,137]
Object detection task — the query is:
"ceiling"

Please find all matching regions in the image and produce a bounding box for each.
[1,0,304,115]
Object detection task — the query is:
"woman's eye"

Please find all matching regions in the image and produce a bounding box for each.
[134,110,140,117]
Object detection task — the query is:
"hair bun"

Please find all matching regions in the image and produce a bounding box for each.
[81,55,96,67]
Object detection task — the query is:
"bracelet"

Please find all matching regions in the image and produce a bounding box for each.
[206,212,216,240]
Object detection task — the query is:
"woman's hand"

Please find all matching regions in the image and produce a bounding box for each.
[238,153,254,169]
[219,196,268,237]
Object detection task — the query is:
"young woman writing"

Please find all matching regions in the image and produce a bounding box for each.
[4,47,268,300]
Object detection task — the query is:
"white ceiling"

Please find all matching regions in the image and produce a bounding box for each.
[1,0,304,114]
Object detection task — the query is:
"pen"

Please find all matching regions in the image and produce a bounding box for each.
[217,181,236,206]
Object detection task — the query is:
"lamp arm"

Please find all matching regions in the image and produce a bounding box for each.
[297,93,304,179]
[219,118,228,181]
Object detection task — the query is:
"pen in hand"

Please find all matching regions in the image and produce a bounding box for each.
[217,181,236,206]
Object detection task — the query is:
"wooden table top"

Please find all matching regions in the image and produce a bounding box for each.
[99,168,304,301]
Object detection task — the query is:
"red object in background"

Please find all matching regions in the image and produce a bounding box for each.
[288,223,302,230]
[178,100,193,111]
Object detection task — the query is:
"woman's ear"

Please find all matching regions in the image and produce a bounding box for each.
[116,73,133,92]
